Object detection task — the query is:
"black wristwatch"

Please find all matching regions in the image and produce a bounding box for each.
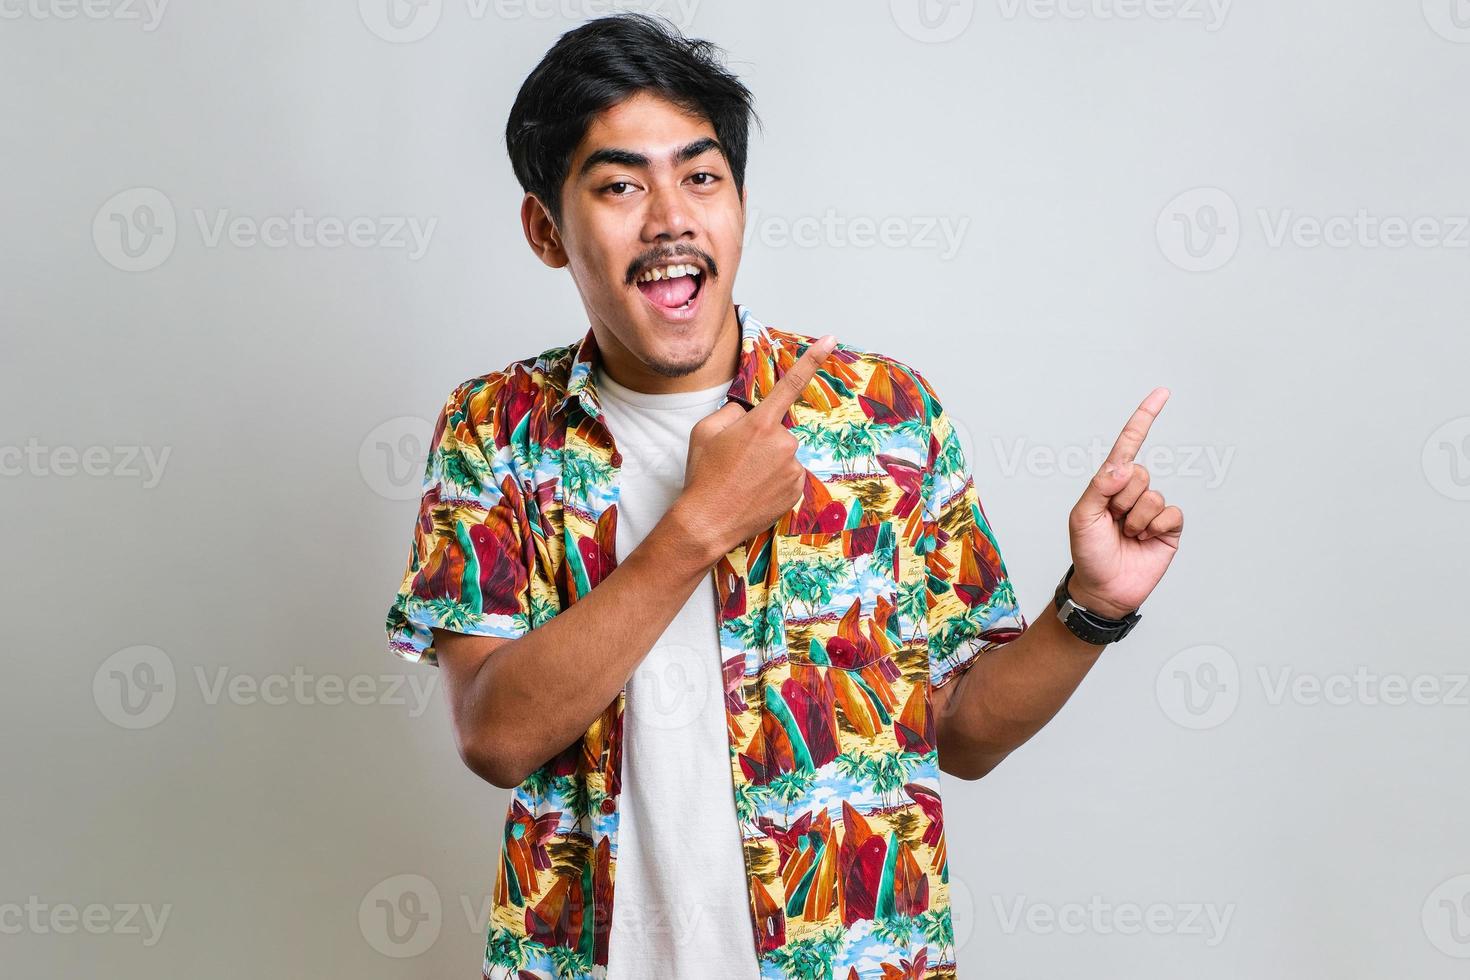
[1053,565,1141,646]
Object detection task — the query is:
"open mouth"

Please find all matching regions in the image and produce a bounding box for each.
[633,262,704,315]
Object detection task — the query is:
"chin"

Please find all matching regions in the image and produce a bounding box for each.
[626,283,723,371]
[634,325,719,379]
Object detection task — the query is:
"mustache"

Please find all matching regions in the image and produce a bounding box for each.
[626,246,717,285]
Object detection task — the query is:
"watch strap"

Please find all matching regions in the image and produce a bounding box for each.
[1053,565,1141,645]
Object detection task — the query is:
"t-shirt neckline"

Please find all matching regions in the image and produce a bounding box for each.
[594,364,735,411]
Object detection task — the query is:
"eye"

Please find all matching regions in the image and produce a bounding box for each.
[602,181,637,197]
[689,172,720,186]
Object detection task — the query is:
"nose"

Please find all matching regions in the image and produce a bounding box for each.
[641,181,697,243]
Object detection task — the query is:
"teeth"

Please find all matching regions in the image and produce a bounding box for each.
[637,263,702,283]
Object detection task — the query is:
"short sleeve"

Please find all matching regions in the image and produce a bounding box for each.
[915,373,1029,690]
[385,378,535,667]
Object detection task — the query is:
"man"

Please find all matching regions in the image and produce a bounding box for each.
[385,14,1183,980]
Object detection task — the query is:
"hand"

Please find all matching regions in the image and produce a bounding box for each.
[676,334,839,559]
[1066,387,1185,619]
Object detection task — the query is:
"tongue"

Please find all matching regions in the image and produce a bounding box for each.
[637,275,698,309]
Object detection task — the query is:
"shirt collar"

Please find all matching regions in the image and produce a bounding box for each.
[555,304,777,419]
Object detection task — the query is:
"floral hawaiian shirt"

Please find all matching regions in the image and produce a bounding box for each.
[386,305,1028,980]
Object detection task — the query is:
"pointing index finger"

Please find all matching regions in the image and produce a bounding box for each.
[1105,386,1171,467]
[754,334,837,420]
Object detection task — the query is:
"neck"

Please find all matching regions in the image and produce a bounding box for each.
[591,303,741,395]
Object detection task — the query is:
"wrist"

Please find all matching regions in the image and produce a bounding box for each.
[663,497,727,570]
[1064,584,1133,621]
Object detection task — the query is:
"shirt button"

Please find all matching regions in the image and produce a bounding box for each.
[599,797,617,814]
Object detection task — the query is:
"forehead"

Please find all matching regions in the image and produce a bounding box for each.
[570,91,718,171]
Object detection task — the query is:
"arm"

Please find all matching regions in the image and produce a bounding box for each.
[932,604,1105,781]
[435,501,721,789]
[934,387,1185,781]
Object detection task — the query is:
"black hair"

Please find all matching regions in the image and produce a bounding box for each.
[505,13,760,230]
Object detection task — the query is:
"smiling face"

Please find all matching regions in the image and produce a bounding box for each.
[520,90,746,393]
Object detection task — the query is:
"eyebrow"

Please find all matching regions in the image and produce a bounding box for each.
[577,137,725,179]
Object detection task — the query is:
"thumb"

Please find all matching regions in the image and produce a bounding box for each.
[1073,460,1134,525]
[696,400,748,439]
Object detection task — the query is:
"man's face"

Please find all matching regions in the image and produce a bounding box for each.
[530,90,745,385]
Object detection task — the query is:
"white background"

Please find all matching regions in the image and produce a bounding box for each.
[3,1,1467,977]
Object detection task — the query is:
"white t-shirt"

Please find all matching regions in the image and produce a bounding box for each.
[593,364,761,980]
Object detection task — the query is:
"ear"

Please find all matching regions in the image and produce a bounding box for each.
[521,193,568,269]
